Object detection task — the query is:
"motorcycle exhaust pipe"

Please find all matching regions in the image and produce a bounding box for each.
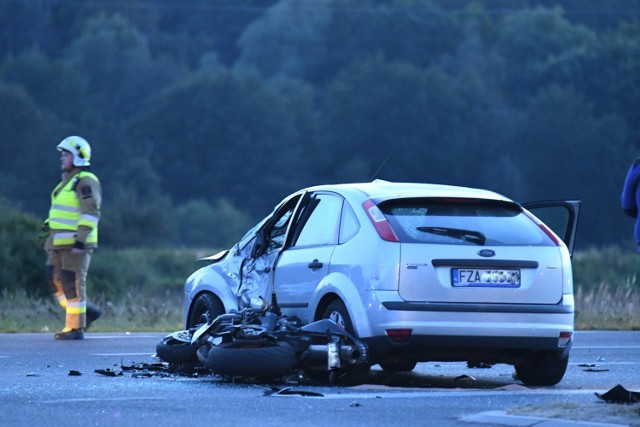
[307,344,363,366]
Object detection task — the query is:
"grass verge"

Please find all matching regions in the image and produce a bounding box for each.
[0,283,638,333]
[0,288,182,333]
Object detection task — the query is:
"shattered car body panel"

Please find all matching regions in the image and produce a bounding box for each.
[184,192,306,321]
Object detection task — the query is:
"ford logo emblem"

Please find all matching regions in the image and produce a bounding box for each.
[478,249,495,257]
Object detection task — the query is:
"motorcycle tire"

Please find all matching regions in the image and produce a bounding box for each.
[204,341,297,378]
[155,331,199,364]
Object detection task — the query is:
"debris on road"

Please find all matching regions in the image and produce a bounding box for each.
[94,368,122,377]
[263,386,324,397]
[94,362,211,379]
[595,385,640,404]
[467,361,493,369]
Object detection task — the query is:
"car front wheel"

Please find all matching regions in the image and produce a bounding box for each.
[515,352,569,386]
[188,293,224,329]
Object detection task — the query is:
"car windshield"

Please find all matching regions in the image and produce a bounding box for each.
[379,198,555,247]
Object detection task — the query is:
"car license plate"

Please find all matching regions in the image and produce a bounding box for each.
[452,268,521,288]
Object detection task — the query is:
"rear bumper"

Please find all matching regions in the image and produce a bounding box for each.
[357,294,574,365]
[382,301,574,314]
[363,333,571,365]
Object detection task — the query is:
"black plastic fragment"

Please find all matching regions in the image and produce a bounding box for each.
[263,386,324,397]
[595,385,640,404]
[95,368,123,377]
[95,362,211,379]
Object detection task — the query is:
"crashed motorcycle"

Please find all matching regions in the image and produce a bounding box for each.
[156,305,369,384]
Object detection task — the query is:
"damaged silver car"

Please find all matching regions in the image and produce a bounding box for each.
[182,180,580,385]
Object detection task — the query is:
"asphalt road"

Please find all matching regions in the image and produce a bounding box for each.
[0,331,639,427]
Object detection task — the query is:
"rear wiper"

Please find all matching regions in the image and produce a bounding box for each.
[416,226,486,245]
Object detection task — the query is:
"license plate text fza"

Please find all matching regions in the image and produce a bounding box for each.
[452,268,521,288]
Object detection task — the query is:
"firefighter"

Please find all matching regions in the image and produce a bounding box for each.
[44,136,102,340]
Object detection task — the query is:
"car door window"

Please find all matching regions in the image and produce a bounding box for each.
[267,199,297,252]
[339,201,360,244]
[293,193,343,247]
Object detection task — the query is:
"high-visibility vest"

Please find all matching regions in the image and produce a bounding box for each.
[48,172,100,247]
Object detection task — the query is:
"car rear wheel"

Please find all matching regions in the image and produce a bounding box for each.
[323,300,352,331]
[320,300,371,385]
[515,352,569,386]
[188,292,224,329]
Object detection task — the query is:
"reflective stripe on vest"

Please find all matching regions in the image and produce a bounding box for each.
[49,172,99,246]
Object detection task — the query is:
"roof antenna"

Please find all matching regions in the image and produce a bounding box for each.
[370,155,390,182]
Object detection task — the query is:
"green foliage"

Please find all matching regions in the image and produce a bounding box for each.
[63,13,186,120]
[99,157,177,248]
[0,48,88,121]
[87,247,202,300]
[0,1,639,249]
[495,6,597,100]
[0,201,47,297]
[175,198,252,248]
[573,246,640,290]
[235,0,331,80]
[128,70,316,214]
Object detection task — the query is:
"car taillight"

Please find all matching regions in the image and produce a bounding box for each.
[558,331,572,347]
[523,210,562,246]
[386,328,412,343]
[363,200,399,242]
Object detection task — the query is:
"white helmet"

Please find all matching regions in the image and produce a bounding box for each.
[57,136,91,167]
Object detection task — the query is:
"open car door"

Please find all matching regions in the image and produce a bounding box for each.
[522,200,581,256]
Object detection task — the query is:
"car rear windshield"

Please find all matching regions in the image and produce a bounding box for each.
[379,198,556,247]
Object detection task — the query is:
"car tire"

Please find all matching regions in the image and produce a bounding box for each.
[379,360,417,372]
[320,300,371,385]
[323,300,355,332]
[515,352,569,386]
[203,341,297,378]
[155,330,199,364]
[188,292,224,328]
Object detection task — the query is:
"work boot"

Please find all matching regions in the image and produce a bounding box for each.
[54,328,84,340]
[86,305,102,329]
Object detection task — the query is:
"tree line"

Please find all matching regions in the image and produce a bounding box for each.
[1,0,639,250]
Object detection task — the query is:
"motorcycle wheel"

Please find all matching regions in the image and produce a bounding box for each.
[204,341,297,378]
[155,330,199,364]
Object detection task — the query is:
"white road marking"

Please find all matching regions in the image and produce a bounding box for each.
[298,389,600,400]
[86,334,161,339]
[39,397,170,404]
[90,353,156,356]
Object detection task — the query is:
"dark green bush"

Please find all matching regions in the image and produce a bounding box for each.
[87,247,205,300]
[0,201,48,297]
[0,197,210,302]
[573,246,640,290]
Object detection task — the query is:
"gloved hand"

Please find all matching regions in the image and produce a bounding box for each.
[37,221,50,246]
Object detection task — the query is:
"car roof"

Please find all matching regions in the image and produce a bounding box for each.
[305,180,512,203]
